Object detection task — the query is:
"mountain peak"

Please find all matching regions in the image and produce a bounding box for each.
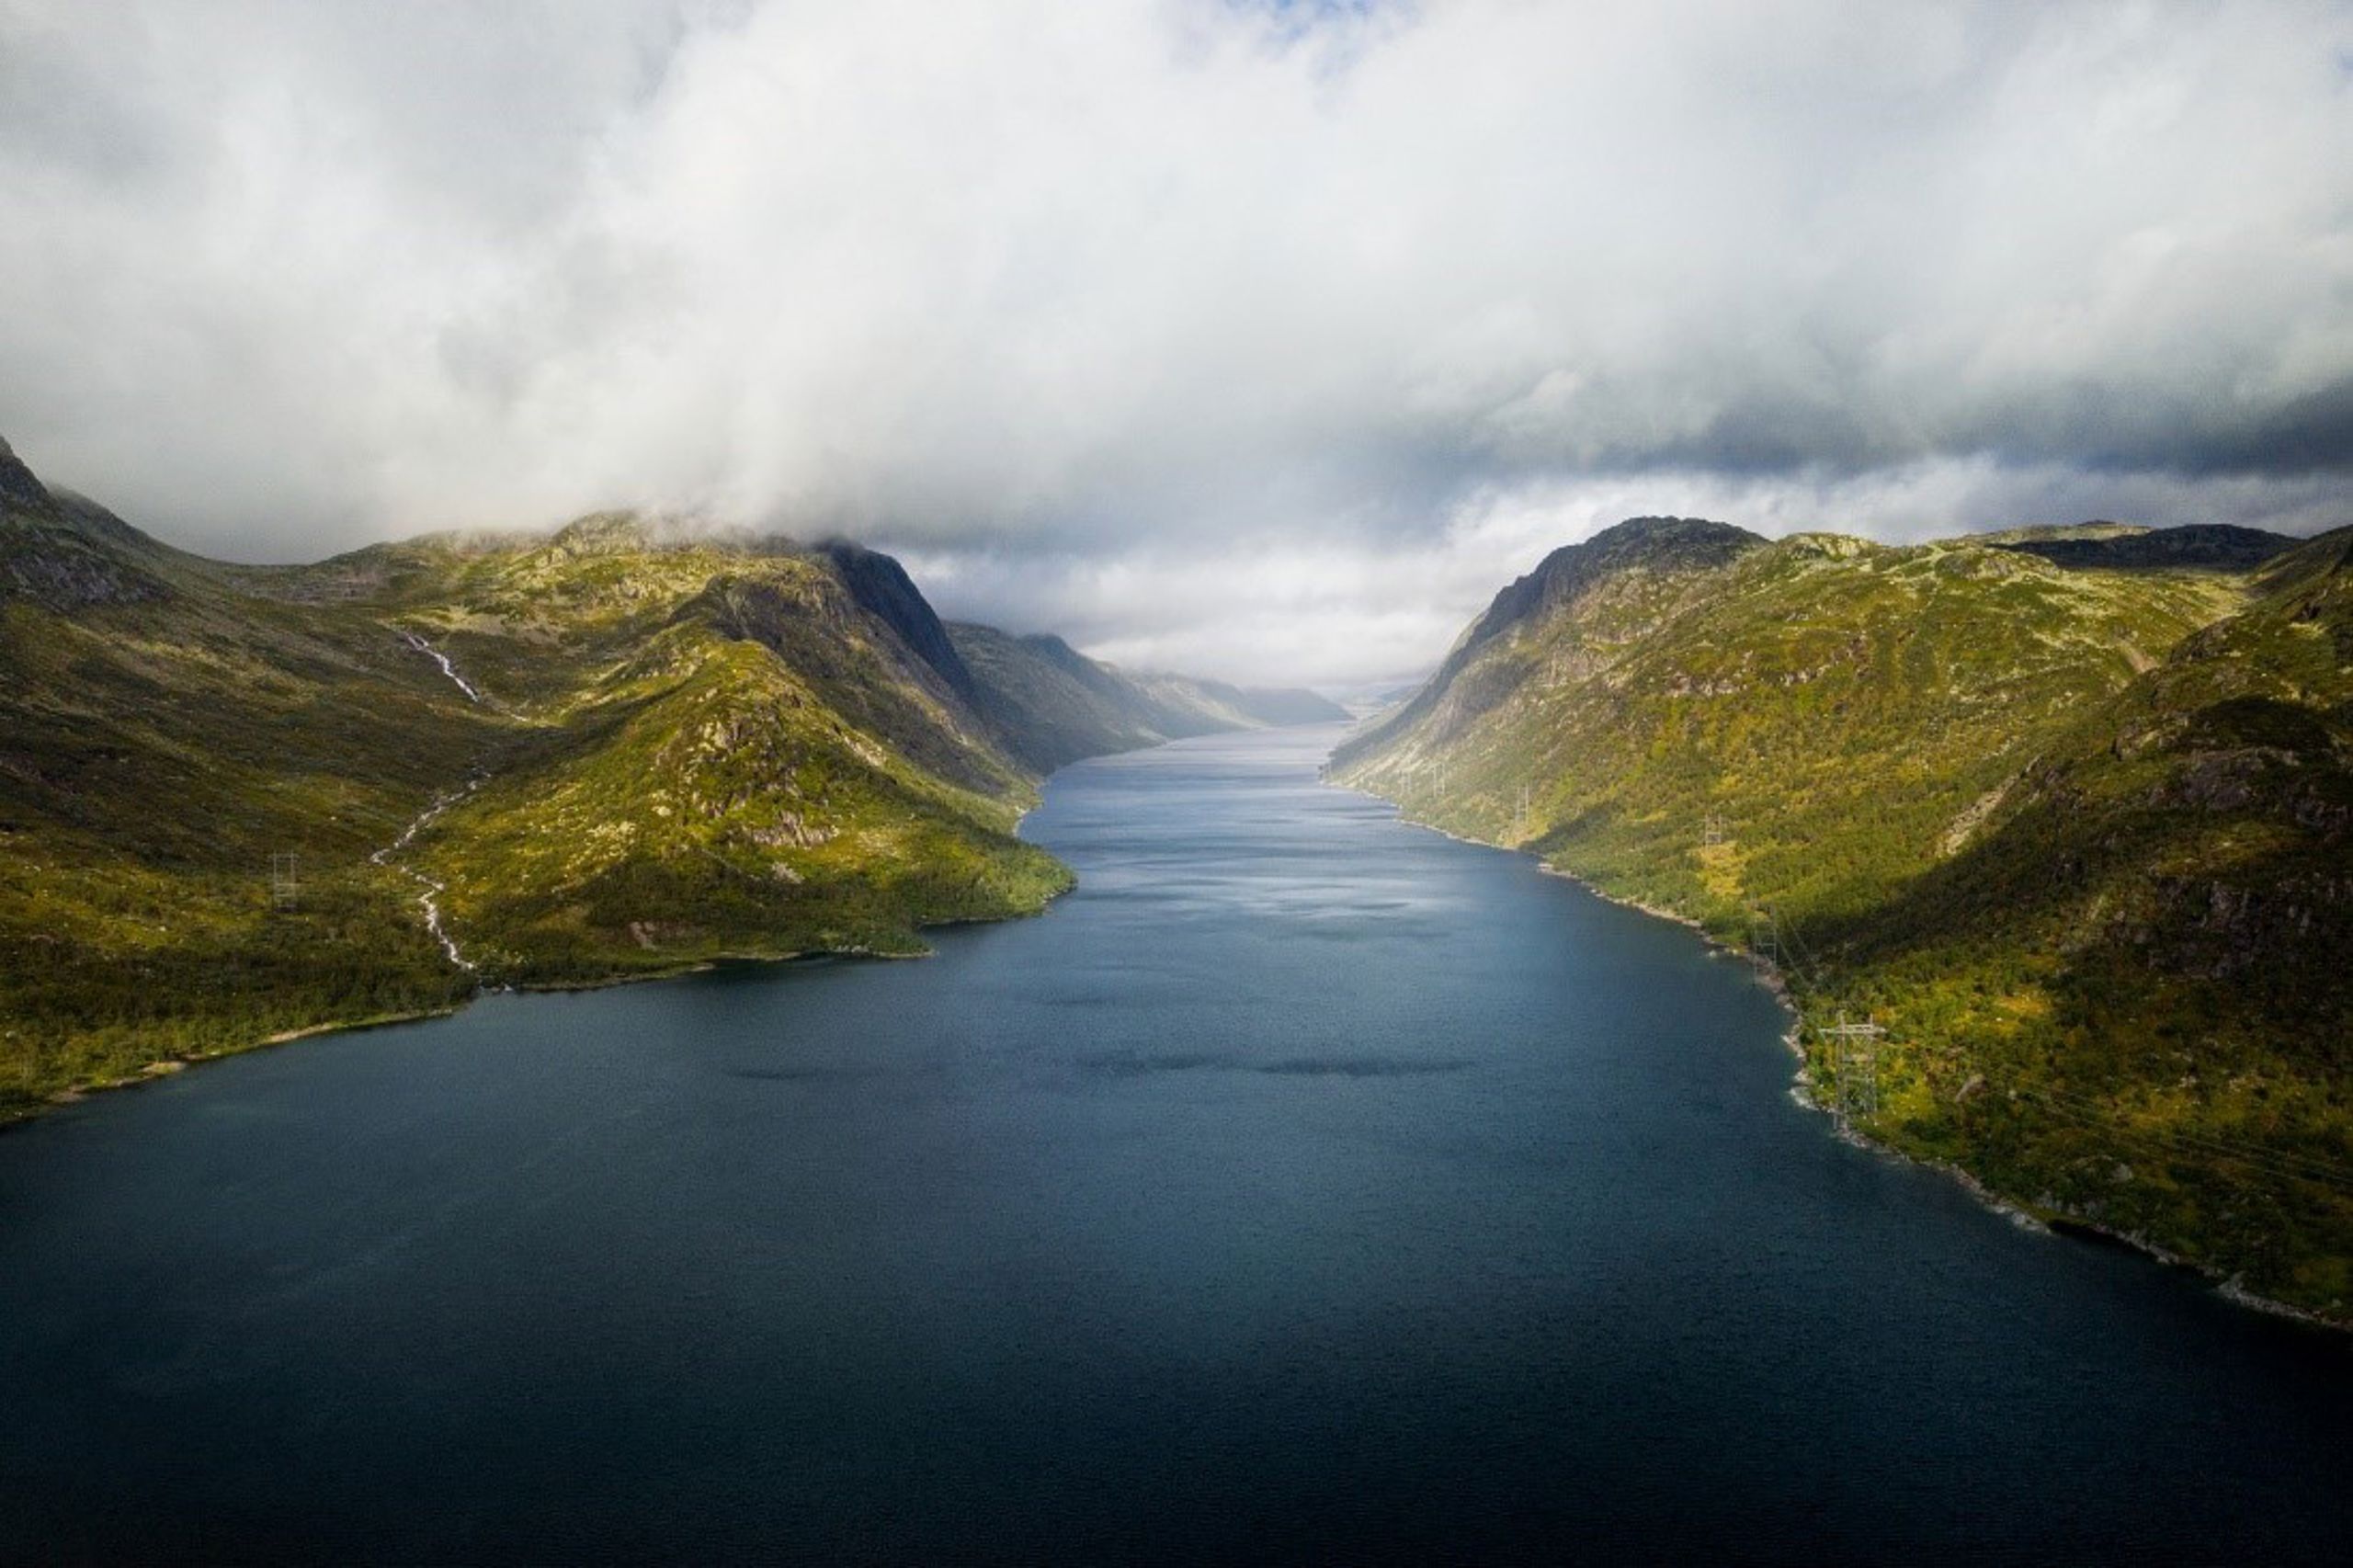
[1330,516,1763,768]
[1480,516,1763,644]
[546,510,660,556]
[0,434,53,512]
[1580,515,1765,559]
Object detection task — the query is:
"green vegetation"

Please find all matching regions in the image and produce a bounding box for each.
[1333,516,2353,1321]
[0,438,1319,1117]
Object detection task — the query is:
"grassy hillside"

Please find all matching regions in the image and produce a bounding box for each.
[306,518,1073,988]
[0,440,1305,1116]
[1332,516,2353,1320]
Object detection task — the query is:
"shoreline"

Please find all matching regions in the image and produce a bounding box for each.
[3,789,1086,1136]
[0,925,1010,1135]
[3,719,1158,1134]
[2,1003,468,1131]
[1332,778,2344,1335]
[14,746,2338,1332]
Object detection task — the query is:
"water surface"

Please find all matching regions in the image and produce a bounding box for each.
[3,725,2347,1562]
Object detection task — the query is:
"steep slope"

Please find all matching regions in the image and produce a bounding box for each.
[1,437,177,608]
[1840,531,2353,1308]
[0,444,1292,1114]
[814,540,983,704]
[1331,517,2351,1318]
[949,626,1175,771]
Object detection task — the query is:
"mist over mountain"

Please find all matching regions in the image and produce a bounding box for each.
[4,1,2349,684]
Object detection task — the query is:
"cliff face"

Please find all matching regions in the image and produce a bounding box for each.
[0,440,1317,1113]
[816,540,982,703]
[1333,517,2352,1320]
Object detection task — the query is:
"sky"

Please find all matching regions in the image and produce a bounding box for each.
[3,0,2350,687]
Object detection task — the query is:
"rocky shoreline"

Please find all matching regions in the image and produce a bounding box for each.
[1339,778,2344,1335]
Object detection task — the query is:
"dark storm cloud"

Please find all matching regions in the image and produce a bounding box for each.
[2103,377,2353,477]
[1,0,2348,682]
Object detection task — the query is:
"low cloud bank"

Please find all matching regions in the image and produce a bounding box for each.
[3,1,2347,683]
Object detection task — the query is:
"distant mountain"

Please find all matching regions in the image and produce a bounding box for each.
[0,439,1325,1115]
[1331,515,2353,1321]
[1125,671,1347,731]
[1968,519,2148,546]
[945,628,1338,773]
[1226,684,1349,726]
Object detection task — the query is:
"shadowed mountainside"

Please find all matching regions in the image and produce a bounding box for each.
[1994,522,2299,572]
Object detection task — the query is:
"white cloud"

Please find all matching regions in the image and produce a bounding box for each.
[2,0,2348,683]
[903,456,2353,686]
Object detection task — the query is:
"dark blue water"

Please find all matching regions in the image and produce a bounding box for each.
[2,725,2347,1564]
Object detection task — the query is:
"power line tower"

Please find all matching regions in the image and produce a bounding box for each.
[1516,784,1532,842]
[1817,1012,1887,1130]
[1701,813,1727,847]
[1750,907,1780,970]
[269,853,301,913]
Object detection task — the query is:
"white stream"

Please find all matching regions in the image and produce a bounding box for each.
[369,776,488,971]
[401,631,483,703]
[378,631,492,970]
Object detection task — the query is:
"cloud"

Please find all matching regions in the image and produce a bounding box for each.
[2,0,2348,683]
[905,457,2353,687]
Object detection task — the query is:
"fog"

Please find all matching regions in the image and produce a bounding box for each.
[4,0,2347,683]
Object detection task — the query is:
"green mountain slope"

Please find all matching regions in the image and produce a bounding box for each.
[0,440,1317,1115]
[1331,516,2353,1319]
[298,517,1071,987]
